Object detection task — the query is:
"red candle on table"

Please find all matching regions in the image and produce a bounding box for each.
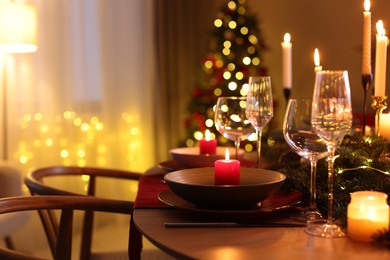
[199,129,217,155]
[214,148,240,185]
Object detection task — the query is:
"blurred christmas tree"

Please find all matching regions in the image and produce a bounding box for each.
[182,0,269,150]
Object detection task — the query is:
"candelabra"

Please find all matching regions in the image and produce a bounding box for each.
[361,74,372,135]
[371,96,387,137]
[283,88,291,107]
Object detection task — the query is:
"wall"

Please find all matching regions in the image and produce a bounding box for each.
[246,0,390,129]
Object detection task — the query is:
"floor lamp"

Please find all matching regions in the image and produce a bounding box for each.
[0,1,37,160]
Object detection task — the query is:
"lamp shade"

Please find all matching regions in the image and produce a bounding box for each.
[0,2,37,53]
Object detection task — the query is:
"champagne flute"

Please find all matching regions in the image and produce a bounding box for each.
[214,96,254,158]
[310,70,352,237]
[283,99,327,226]
[245,76,273,168]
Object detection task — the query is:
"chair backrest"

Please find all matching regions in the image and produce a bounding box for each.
[24,166,142,260]
[0,162,31,248]
[0,195,132,260]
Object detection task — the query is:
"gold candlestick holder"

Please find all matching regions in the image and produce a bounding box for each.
[372,96,388,137]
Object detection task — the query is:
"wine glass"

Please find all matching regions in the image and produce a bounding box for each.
[283,99,327,227]
[245,76,273,168]
[214,96,254,158]
[310,70,353,237]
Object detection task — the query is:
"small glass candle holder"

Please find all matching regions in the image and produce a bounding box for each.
[347,191,389,242]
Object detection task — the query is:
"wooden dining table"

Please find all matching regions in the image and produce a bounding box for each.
[129,162,390,260]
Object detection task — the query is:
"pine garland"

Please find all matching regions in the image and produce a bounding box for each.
[275,134,390,246]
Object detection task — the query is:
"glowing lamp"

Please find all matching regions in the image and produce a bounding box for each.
[0,2,38,53]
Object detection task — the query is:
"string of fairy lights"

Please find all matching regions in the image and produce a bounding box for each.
[15,111,140,170]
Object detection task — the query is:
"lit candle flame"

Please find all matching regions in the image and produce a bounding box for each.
[364,0,370,12]
[314,48,320,67]
[377,20,386,36]
[205,129,211,141]
[225,148,230,161]
[283,33,291,43]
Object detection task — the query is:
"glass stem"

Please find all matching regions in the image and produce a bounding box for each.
[256,128,262,168]
[309,157,318,211]
[234,138,241,159]
[326,145,336,224]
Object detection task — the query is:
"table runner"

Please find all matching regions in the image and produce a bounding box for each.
[129,172,168,260]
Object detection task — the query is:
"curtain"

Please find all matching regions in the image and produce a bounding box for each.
[153,0,224,162]
[4,0,156,180]
[4,0,225,177]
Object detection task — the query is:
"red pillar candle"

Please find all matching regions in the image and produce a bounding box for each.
[214,148,240,185]
[199,129,217,155]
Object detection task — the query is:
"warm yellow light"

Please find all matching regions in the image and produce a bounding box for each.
[45,138,53,147]
[34,113,42,121]
[130,127,138,135]
[64,111,76,120]
[74,117,82,126]
[205,119,213,128]
[40,124,49,134]
[238,7,245,15]
[0,2,37,53]
[19,155,28,164]
[377,20,386,36]
[214,19,223,28]
[223,41,231,48]
[60,149,69,158]
[23,114,32,122]
[252,57,260,65]
[228,81,237,91]
[194,131,203,141]
[283,33,291,43]
[81,175,89,182]
[242,56,251,65]
[241,82,249,92]
[248,35,258,44]
[77,149,86,158]
[235,72,243,80]
[228,1,236,10]
[95,122,104,131]
[80,123,90,132]
[240,27,248,35]
[364,0,370,12]
[185,139,194,147]
[222,48,230,56]
[228,21,237,29]
[214,88,222,96]
[204,60,213,69]
[90,116,99,125]
[314,48,320,67]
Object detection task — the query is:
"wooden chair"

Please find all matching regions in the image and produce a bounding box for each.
[0,162,31,250]
[0,195,132,260]
[24,166,142,260]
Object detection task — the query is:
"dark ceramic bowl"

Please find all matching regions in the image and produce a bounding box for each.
[170,147,244,168]
[164,167,286,209]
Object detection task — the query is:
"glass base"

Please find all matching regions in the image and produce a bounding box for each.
[291,209,323,223]
[305,222,346,238]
